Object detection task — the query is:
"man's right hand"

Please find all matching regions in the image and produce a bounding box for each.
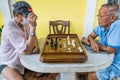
[91,41,99,52]
[28,12,38,30]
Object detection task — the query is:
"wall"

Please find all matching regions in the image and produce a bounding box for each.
[0,0,107,38]
[93,0,107,28]
[26,0,86,38]
[0,11,4,28]
[83,0,97,37]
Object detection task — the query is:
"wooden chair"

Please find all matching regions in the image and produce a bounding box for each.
[49,20,70,34]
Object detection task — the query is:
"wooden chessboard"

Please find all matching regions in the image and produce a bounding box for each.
[40,34,87,63]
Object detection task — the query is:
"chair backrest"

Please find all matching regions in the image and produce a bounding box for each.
[49,20,70,34]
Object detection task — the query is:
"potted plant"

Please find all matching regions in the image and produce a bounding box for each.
[0,25,3,42]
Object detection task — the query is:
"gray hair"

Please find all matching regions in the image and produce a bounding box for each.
[101,3,119,17]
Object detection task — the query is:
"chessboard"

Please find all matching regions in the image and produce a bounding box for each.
[40,34,87,63]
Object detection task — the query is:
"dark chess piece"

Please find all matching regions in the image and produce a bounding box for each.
[54,38,58,50]
[59,38,61,40]
[54,44,57,50]
[60,44,62,48]
[50,38,54,47]
[46,41,49,45]
[48,37,50,39]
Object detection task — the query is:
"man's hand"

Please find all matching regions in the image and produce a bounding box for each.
[88,32,99,52]
[28,12,38,29]
[32,46,40,53]
[91,41,99,52]
[32,36,39,53]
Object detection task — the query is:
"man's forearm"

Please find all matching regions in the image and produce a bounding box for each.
[98,43,115,54]
[25,26,36,54]
[88,35,96,45]
[24,35,36,54]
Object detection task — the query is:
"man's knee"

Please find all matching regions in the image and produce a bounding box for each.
[88,72,97,80]
[2,67,23,80]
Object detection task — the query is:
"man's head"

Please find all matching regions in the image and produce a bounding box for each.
[97,3,119,28]
[13,1,32,17]
[12,1,33,26]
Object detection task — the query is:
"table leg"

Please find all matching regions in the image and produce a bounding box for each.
[60,72,76,80]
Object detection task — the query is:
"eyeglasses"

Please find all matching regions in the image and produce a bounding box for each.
[97,14,112,18]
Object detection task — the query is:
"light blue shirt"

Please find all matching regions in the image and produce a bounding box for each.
[93,18,120,71]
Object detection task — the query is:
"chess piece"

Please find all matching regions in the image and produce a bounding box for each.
[54,44,57,50]
[60,44,62,48]
[67,36,71,46]
[67,40,70,46]
[50,38,54,47]
[46,41,49,45]
[67,36,70,40]
[78,47,83,52]
[59,38,61,40]
[48,37,50,39]
[71,39,75,48]
[54,38,58,50]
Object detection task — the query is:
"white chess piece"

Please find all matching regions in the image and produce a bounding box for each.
[71,39,75,48]
[67,36,70,40]
[78,47,83,52]
[68,48,71,50]
[67,40,70,46]
[72,44,75,48]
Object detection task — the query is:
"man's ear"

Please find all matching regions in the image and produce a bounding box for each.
[15,13,19,17]
[111,15,117,22]
[15,13,20,18]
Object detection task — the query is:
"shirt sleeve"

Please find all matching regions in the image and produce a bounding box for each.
[107,24,120,48]
[6,30,27,54]
[93,26,101,36]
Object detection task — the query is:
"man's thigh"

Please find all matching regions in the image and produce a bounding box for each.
[2,66,23,80]
[96,65,120,80]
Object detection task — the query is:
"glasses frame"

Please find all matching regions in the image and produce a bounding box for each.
[97,14,113,18]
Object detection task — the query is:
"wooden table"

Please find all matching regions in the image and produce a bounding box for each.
[19,37,114,80]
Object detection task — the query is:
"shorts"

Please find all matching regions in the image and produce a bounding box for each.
[0,65,7,73]
[96,65,120,80]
